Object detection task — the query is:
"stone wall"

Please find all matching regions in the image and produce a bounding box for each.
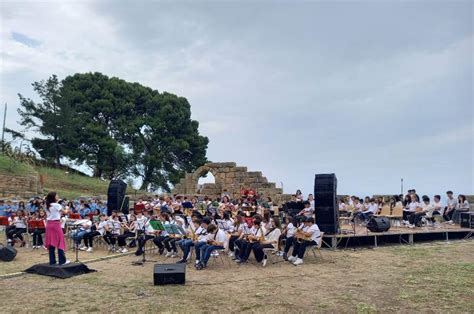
[0,174,41,199]
[172,162,292,204]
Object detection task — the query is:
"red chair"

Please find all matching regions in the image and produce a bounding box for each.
[0,216,8,226]
[69,213,81,219]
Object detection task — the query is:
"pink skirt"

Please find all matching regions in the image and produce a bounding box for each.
[45,220,67,251]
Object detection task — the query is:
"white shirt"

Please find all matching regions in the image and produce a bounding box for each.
[407,202,421,212]
[447,197,457,210]
[196,226,208,242]
[14,217,26,228]
[97,221,108,236]
[286,222,296,237]
[264,228,281,248]
[46,203,62,221]
[303,207,314,217]
[364,203,378,214]
[307,224,322,244]
[207,229,226,245]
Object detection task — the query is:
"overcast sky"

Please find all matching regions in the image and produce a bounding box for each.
[0,0,473,197]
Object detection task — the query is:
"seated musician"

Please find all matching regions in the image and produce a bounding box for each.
[353,198,378,223]
[117,214,137,253]
[153,213,172,255]
[282,216,297,260]
[228,213,244,258]
[31,210,47,249]
[72,217,92,249]
[105,214,122,251]
[176,217,206,263]
[6,210,28,247]
[7,209,28,247]
[195,223,226,270]
[408,195,433,228]
[162,213,186,257]
[81,214,108,252]
[297,201,314,222]
[235,219,264,264]
[288,217,321,266]
[193,217,212,266]
[252,217,282,266]
[135,211,156,256]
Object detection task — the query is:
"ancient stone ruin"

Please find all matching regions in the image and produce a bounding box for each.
[172,162,290,203]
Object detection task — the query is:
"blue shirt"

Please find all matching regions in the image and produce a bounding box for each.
[0,205,6,216]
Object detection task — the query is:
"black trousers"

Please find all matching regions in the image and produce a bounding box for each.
[291,240,317,259]
[284,236,294,253]
[235,239,255,261]
[135,234,155,255]
[163,237,177,252]
[443,209,454,221]
[153,235,167,251]
[103,232,117,245]
[7,227,26,244]
[252,243,274,262]
[403,211,412,221]
[82,231,101,247]
[117,231,135,247]
[32,229,45,246]
[228,235,239,252]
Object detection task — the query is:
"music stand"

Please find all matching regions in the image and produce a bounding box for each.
[132,217,157,266]
[69,223,80,263]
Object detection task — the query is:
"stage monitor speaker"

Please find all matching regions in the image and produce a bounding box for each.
[0,244,17,262]
[107,179,127,216]
[154,263,186,285]
[314,173,338,234]
[460,212,474,229]
[366,217,391,232]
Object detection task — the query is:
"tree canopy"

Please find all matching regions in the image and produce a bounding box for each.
[17,72,209,191]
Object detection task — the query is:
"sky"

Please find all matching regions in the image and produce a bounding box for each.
[0,0,473,198]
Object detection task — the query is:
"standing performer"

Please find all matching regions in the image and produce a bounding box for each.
[45,192,70,265]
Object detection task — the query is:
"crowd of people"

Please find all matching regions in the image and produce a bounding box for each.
[339,189,471,228]
[1,188,471,268]
[0,189,321,268]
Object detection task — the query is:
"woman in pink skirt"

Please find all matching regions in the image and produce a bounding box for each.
[45,192,70,265]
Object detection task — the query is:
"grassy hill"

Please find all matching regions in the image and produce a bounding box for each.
[0,155,110,199]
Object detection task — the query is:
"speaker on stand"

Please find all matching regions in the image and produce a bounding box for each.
[107,180,127,216]
[314,173,339,234]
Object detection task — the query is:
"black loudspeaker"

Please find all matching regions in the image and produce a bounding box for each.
[366,217,391,232]
[314,174,338,234]
[0,244,17,262]
[154,263,186,285]
[460,212,474,229]
[107,180,127,216]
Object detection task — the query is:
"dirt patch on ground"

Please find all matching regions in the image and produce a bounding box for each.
[1,238,473,313]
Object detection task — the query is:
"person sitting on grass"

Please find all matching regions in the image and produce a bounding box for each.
[195,223,226,270]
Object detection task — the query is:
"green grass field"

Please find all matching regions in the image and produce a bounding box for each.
[0,155,110,199]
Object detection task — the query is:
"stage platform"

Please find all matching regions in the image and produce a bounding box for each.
[322,223,473,249]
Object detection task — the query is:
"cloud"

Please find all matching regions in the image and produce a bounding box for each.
[0,1,472,196]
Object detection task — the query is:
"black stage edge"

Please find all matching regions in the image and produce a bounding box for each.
[25,262,96,279]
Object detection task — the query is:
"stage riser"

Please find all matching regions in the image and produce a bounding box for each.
[322,231,472,249]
